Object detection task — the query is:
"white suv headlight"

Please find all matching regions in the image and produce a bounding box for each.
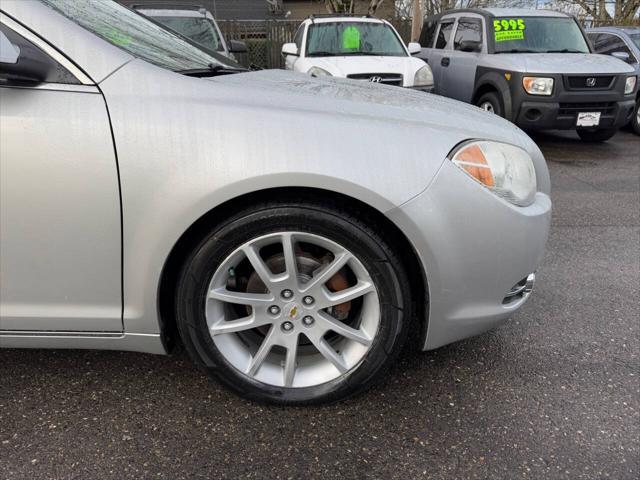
[522,77,554,96]
[450,140,537,207]
[308,66,332,77]
[414,65,434,87]
[625,76,637,94]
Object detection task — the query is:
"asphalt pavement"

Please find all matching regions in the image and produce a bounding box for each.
[1,130,638,480]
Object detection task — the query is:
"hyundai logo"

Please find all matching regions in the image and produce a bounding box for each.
[586,77,597,87]
[369,76,383,83]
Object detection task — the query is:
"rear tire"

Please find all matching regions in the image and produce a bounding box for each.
[476,92,503,117]
[576,128,618,143]
[174,200,413,405]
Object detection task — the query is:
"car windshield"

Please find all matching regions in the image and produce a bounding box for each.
[492,17,589,54]
[306,22,407,57]
[143,13,224,53]
[630,33,640,49]
[39,0,235,71]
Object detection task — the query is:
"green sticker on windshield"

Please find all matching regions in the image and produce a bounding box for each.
[105,28,132,47]
[342,26,360,50]
[494,18,525,42]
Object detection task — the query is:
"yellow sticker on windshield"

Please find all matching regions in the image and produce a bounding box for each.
[494,18,525,42]
[342,26,360,50]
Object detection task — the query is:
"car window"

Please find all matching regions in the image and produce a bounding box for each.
[435,20,455,49]
[592,33,636,62]
[38,0,235,72]
[293,25,304,49]
[306,22,406,57]
[630,33,640,50]
[454,18,483,51]
[145,15,224,52]
[0,23,79,84]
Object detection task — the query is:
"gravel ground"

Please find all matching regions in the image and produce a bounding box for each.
[1,130,638,480]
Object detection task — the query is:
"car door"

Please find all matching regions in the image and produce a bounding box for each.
[0,18,122,333]
[425,17,456,95]
[440,16,484,102]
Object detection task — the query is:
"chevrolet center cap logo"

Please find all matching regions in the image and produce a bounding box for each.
[287,304,299,319]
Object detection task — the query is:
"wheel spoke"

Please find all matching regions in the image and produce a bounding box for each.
[283,335,299,387]
[317,311,372,346]
[281,233,299,287]
[209,287,274,306]
[318,281,374,308]
[210,313,272,336]
[301,251,352,293]
[308,334,348,373]
[242,244,278,291]
[246,326,277,377]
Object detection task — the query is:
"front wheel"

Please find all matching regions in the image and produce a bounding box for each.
[175,200,413,404]
[631,100,640,135]
[476,92,504,117]
[576,128,618,143]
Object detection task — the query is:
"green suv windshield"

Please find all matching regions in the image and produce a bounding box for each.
[306,22,407,57]
[493,17,589,54]
[146,15,224,53]
[39,0,235,71]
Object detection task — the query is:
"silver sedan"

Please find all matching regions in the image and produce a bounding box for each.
[0,0,551,404]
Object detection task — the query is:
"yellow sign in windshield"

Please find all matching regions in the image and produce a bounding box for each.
[494,18,526,42]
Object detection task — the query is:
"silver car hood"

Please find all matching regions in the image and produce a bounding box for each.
[486,53,635,74]
[211,69,527,146]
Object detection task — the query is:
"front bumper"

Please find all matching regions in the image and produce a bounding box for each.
[514,97,636,130]
[509,72,636,130]
[388,160,552,350]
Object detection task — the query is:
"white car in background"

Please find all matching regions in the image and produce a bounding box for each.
[282,15,434,91]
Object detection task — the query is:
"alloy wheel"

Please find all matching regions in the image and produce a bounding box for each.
[205,232,380,388]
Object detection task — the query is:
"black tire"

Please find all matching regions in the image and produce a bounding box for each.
[175,199,413,405]
[476,91,503,117]
[576,128,618,143]
[631,100,640,136]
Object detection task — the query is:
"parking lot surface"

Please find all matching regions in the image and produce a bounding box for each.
[1,130,638,480]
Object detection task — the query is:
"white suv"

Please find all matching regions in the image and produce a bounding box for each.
[282,15,434,91]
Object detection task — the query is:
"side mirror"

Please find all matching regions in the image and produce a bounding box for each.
[281,43,299,57]
[0,31,20,64]
[408,42,422,55]
[459,40,482,53]
[611,51,631,63]
[228,39,247,54]
[0,31,46,83]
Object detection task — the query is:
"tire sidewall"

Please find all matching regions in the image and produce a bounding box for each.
[477,92,503,117]
[176,204,411,404]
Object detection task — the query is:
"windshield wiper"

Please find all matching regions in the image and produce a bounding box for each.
[178,63,247,77]
[496,48,539,54]
[545,49,585,53]
[307,52,340,57]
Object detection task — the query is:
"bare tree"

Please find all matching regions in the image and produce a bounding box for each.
[324,0,387,15]
[555,0,640,24]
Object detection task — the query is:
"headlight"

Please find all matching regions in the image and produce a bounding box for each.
[449,140,537,207]
[308,66,332,77]
[522,77,554,96]
[413,65,434,87]
[625,75,637,94]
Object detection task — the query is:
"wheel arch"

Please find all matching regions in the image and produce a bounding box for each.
[472,72,513,121]
[157,187,429,352]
